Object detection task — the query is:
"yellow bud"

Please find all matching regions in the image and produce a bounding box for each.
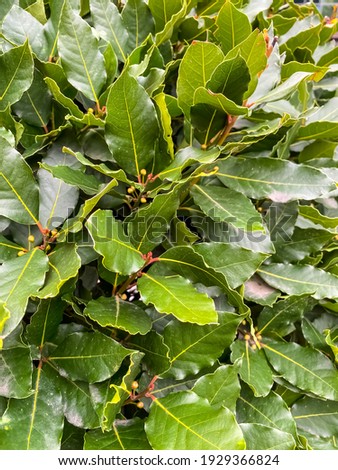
[136,401,144,409]
[127,186,135,194]
[257,207,263,213]
[140,169,147,176]
[213,166,219,171]
[121,293,127,300]
[251,343,257,350]
[140,197,147,204]
[257,334,262,341]
[87,107,94,113]
[244,334,251,341]
[51,229,58,237]
[242,320,247,325]
[46,244,51,252]
[28,235,35,243]
[131,381,139,390]
[18,251,26,257]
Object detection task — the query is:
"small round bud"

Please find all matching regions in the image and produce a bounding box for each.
[87,107,94,113]
[51,229,58,237]
[251,343,257,350]
[140,197,147,204]
[242,320,247,326]
[140,169,147,176]
[136,401,144,409]
[46,244,51,252]
[213,166,219,171]
[201,144,207,150]
[127,186,135,194]
[28,235,35,243]
[244,334,251,341]
[257,334,262,341]
[257,207,263,212]
[121,293,128,300]
[131,381,139,390]
[18,251,26,257]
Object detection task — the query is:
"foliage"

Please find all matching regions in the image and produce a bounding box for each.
[0,0,338,451]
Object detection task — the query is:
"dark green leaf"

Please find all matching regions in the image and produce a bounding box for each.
[240,423,295,450]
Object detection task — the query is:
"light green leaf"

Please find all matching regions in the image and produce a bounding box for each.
[193,243,267,289]
[217,156,334,202]
[36,244,81,299]
[148,0,182,32]
[138,273,217,325]
[214,2,251,55]
[153,1,187,46]
[49,331,132,383]
[58,1,107,102]
[0,343,32,398]
[153,92,175,160]
[1,6,48,60]
[91,0,129,62]
[0,249,49,341]
[258,263,338,299]
[192,364,240,412]
[145,391,245,450]
[84,296,151,335]
[163,312,242,380]
[191,185,264,232]
[240,423,295,450]
[86,209,144,275]
[122,0,154,50]
[177,41,224,118]
[231,340,274,397]
[292,396,338,439]
[84,418,151,450]
[193,88,249,116]
[105,71,159,175]
[264,340,338,400]
[0,41,34,112]
[297,97,338,140]
[0,368,63,449]
[299,205,338,232]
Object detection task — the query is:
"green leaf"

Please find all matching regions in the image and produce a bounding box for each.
[214,2,252,55]
[231,340,274,397]
[44,77,83,118]
[138,273,217,325]
[36,244,81,299]
[49,331,131,383]
[145,391,245,450]
[0,249,49,341]
[257,295,309,337]
[264,340,338,400]
[0,343,32,398]
[244,275,280,307]
[122,0,154,50]
[193,243,267,289]
[84,296,151,335]
[91,0,129,62]
[193,88,250,116]
[127,331,171,376]
[153,1,188,46]
[291,396,338,439]
[0,42,34,112]
[299,205,338,232]
[0,235,23,263]
[105,71,160,175]
[177,41,224,118]
[191,185,264,232]
[84,418,151,450]
[163,312,242,380]
[258,263,338,299]
[58,1,107,102]
[86,209,144,275]
[297,97,338,141]
[26,299,65,347]
[192,364,240,412]
[148,0,182,32]
[217,156,334,202]
[153,92,175,160]
[237,389,298,439]
[1,6,48,60]
[127,187,181,253]
[58,179,117,241]
[240,423,295,450]
[0,368,63,449]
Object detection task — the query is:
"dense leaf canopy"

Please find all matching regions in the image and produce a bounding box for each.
[0,0,338,451]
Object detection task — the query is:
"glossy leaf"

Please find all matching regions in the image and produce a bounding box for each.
[240,423,295,450]
[0,249,48,340]
[291,396,338,439]
[85,419,151,450]
[217,157,334,202]
[86,209,144,275]
[258,263,338,299]
[145,391,245,450]
[0,368,63,449]
[138,273,217,325]
[191,185,264,232]
[26,299,65,347]
[127,331,170,376]
[58,2,106,102]
[0,235,22,263]
[122,0,154,50]
[84,296,151,335]
[105,71,159,175]
[264,340,338,401]
[0,344,32,398]
[163,312,243,380]
[215,2,252,55]
[49,331,132,383]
